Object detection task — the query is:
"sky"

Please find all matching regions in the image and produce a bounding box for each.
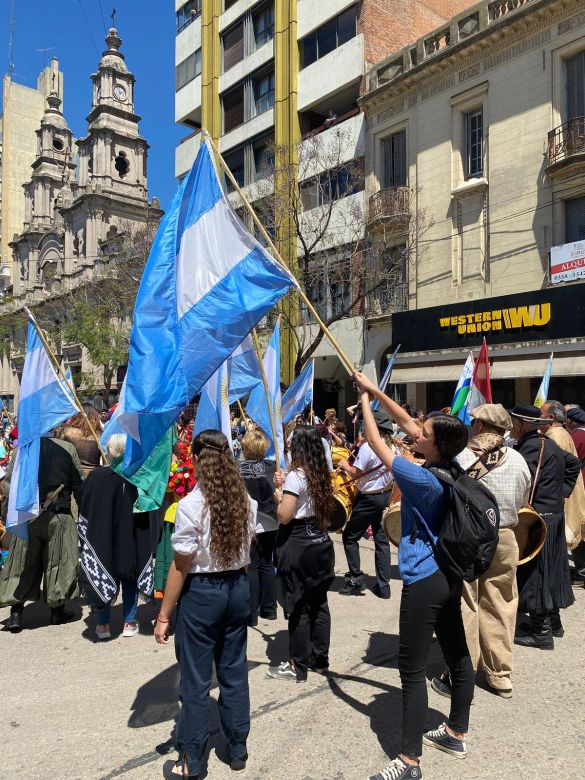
[0,0,183,210]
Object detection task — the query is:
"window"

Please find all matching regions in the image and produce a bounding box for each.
[176,49,201,91]
[300,6,357,69]
[382,131,407,188]
[114,150,129,178]
[176,0,201,33]
[566,51,585,121]
[223,147,245,192]
[223,21,244,71]
[300,164,361,210]
[253,135,274,180]
[253,4,274,48]
[224,0,238,8]
[223,84,245,133]
[565,197,585,243]
[464,109,483,179]
[303,250,352,321]
[254,71,275,115]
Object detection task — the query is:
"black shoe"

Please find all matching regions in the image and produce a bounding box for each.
[514,631,554,650]
[431,675,452,699]
[372,584,391,600]
[6,611,23,633]
[260,610,277,620]
[369,756,422,779]
[230,754,248,771]
[423,722,467,759]
[548,614,564,638]
[339,581,365,596]
[162,760,199,779]
[49,605,75,625]
[247,615,258,627]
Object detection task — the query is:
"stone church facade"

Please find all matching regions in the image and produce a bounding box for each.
[0,26,162,408]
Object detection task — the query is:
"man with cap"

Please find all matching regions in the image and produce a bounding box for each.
[431,404,531,700]
[510,404,580,650]
[338,408,395,598]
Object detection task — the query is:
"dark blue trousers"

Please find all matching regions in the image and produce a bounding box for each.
[175,570,250,774]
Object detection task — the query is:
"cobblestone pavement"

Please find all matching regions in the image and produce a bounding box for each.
[1,538,584,780]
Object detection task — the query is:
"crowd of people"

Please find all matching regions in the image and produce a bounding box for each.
[0,384,584,780]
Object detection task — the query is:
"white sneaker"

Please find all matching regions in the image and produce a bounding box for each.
[95,624,111,641]
[122,622,139,637]
[266,661,304,682]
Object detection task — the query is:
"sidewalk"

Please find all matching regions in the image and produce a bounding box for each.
[1,538,583,780]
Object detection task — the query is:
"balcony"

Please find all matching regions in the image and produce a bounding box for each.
[365,282,408,320]
[367,187,410,233]
[546,118,585,176]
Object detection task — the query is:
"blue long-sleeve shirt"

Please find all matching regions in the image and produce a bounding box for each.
[392,456,449,585]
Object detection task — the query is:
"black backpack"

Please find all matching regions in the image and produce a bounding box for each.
[411,462,500,583]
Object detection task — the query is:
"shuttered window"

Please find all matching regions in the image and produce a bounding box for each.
[565,197,585,243]
[175,49,201,91]
[223,84,245,133]
[223,21,244,72]
[566,51,585,120]
[382,131,407,188]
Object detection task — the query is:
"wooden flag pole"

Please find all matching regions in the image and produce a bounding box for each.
[202,131,355,377]
[23,307,108,463]
[250,326,282,474]
[236,399,248,427]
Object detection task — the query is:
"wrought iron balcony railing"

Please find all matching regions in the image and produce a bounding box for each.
[547,117,585,169]
[367,187,410,228]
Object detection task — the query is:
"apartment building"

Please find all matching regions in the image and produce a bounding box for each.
[362,0,585,410]
[174,0,475,412]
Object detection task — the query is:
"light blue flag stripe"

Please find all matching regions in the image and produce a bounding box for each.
[281,360,314,425]
[120,140,296,476]
[371,345,400,412]
[194,361,232,447]
[227,335,262,404]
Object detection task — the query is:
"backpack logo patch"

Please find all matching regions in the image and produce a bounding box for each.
[486,508,498,527]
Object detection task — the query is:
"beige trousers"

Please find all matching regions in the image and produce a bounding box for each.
[462,528,519,691]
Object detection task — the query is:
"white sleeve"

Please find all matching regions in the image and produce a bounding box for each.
[171,500,199,556]
[323,439,334,472]
[354,442,373,471]
[283,470,302,496]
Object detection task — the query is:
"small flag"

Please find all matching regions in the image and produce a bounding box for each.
[534,353,554,408]
[246,321,285,467]
[194,360,232,448]
[467,338,492,414]
[371,345,400,412]
[451,352,475,423]
[7,321,78,536]
[281,360,314,425]
[119,140,296,476]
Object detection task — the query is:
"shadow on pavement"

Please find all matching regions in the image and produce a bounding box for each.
[254,626,289,666]
[362,630,448,683]
[0,598,83,632]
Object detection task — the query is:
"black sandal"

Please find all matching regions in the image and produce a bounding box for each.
[162,760,199,779]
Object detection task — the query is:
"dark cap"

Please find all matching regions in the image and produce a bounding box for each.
[567,406,585,425]
[372,407,395,434]
[509,403,553,425]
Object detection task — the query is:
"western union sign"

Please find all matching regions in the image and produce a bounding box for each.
[439,304,551,336]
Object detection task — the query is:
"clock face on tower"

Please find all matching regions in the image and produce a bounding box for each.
[113,84,127,102]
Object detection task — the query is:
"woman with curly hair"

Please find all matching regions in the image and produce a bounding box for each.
[267,425,336,683]
[154,430,258,780]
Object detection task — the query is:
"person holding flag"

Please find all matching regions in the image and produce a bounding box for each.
[0,320,84,633]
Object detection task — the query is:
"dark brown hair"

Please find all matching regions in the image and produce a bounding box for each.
[431,415,469,463]
[192,430,252,568]
[290,425,335,529]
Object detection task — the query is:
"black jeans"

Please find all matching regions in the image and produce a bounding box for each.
[399,570,474,758]
[288,582,331,679]
[175,571,250,774]
[342,492,391,594]
[248,530,278,619]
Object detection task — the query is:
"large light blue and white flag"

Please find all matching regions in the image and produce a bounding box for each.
[246,321,285,467]
[7,322,78,537]
[119,140,296,476]
[227,334,262,404]
[534,352,554,409]
[281,360,314,425]
[371,344,400,412]
[194,360,232,448]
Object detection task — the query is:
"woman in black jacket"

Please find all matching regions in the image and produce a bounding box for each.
[239,429,279,625]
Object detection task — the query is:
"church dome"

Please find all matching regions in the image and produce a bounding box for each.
[98,27,129,73]
[41,92,69,130]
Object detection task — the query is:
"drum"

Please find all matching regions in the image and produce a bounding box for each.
[329,471,357,532]
[382,500,402,547]
[514,506,547,565]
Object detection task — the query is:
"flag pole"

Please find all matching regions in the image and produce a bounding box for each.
[236,399,248,427]
[202,131,355,377]
[23,306,108,462]
[250,326,282,473]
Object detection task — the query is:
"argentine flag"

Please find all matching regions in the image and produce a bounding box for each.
[451,352,474,423]
[7,322,78,537]
[371,345,400,412]
[534,353,554,408]
[194,360,232,447]
[227,335,262,403]
[120,140,296,476]
[246,321,285,467]
[281,360,314,425]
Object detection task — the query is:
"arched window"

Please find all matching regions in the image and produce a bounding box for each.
[115,150,130,178]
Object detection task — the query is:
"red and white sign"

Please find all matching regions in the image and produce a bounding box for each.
[550,240,585,284]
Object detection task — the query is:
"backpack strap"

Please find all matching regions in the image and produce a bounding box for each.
[408,465,454,543]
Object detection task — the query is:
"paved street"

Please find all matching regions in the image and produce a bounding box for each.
[1,538,584,780]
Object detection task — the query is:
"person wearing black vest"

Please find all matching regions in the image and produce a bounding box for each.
[510,405,581,649]
[0,434,84,632]
[239,428,279,625]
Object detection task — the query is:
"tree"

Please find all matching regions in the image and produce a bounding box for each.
[249,126,430,377]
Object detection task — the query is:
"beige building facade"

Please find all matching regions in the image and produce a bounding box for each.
[361,0,585,410]
[0,59,63,288]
